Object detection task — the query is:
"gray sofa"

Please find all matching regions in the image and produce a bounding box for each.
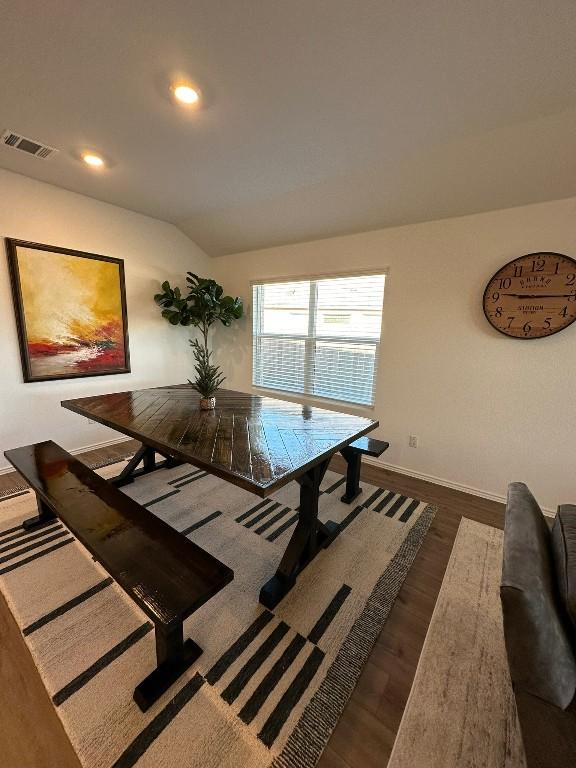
[501,483,576,767]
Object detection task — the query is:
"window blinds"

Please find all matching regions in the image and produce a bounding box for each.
[252,273,385,406]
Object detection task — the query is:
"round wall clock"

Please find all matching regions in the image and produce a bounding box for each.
[483,252,576,339]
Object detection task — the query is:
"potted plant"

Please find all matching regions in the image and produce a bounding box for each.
[154,273,243,409]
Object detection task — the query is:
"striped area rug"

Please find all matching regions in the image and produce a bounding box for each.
[0,459,436,768]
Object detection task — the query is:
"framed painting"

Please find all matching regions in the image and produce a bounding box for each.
[6,239,131,382]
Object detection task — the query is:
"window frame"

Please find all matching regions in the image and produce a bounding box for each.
[251,269,387,408]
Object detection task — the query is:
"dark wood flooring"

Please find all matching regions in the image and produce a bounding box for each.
[0,444,505,768]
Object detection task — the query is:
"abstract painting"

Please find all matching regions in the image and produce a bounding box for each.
[7,239,130,382]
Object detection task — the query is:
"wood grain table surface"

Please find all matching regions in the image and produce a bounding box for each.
[62,386,378,497]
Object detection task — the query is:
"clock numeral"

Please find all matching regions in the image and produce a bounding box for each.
[532,258,545,272]
[544,317,552,329]
[498,278,511,290]
[491,291,500,302]
[555,262,561,275]
[523,322,532,334]
[506,316,515,329]
[495,306,503,318]
[569,291,576,302]
[566,273,576,286]
[513,265,523,277]
[560,306,568,318]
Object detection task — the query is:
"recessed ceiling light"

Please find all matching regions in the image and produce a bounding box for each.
[81,152,105,168]
[171,82,200,105]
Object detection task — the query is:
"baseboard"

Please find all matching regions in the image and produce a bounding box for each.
[362,456,556,518]
[0,435,133,475]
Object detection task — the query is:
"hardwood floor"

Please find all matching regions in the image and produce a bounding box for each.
[0,446,505,768]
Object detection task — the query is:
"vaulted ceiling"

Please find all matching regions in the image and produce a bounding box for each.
[2,1,576,255]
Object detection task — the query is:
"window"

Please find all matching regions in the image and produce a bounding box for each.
[252,273,385,406]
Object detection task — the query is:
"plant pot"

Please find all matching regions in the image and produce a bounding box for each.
[200,396,216,410]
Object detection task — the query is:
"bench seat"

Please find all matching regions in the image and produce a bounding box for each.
[347,436,390,457]
[4,440,233,711]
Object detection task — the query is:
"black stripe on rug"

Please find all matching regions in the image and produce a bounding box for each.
[23,578,114,636]
[0,523,64,554]
[400,499,420,522]
[180,511,222,536]
[386,495,407,517]
[373,490,395,512]
[259,646,325,748]
[239,634,307,726]
[235,499,272,523]
[53,622,153,706]
[308,585,352,645]
[221,621,290,704]
[168,469,202,485]
[254,506,292,535]
[0,518,62,546]
[245,501,281,529]
[111,673,205,768]
[0,521,40,539]
[323,476,346,494]
[362,487,386,508]
[267,514,299,542]
[340,506,364,532]
[143,489,180,507]
[206,610,274,685]
[172,472,209,489]
[0,538,74,576]
[0,489,31,502]
[0,530,70,564]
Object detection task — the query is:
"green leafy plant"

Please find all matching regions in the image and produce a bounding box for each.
[154,273,243,399]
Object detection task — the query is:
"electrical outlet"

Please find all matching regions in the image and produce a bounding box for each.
[408,435,418,448]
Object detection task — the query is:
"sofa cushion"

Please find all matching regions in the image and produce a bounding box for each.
[552,505,576,635]
[501,482,576,709]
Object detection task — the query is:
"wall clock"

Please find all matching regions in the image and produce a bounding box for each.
[483,252,576,339]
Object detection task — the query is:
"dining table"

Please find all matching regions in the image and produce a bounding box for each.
[62,385,378,608]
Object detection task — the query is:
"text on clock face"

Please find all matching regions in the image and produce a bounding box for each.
[483,253,576,339]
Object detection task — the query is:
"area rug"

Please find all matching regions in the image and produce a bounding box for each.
[387,518,526,768]
[0,459,435,768]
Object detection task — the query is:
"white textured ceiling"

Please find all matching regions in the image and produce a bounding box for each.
[1,1,576,255]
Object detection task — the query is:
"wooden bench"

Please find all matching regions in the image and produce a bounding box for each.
[339,436,390,504]
[4,440,233,712]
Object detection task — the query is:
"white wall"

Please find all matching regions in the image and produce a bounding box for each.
[212,196,576,512]
[0,169,210,470]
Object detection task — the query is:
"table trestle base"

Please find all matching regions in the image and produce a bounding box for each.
[259,459,341,609]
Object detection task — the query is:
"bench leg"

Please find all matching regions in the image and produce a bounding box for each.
[340,447,363,504]
[133,622,202,712]
[22,496,57,531]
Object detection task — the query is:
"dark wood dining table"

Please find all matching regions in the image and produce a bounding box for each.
[62,386,378,608]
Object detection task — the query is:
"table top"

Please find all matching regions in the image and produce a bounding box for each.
[62,386,378,496]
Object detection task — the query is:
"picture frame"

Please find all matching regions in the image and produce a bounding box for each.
[6,238,131,382]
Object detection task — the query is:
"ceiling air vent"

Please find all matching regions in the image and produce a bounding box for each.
[1,129,58,159]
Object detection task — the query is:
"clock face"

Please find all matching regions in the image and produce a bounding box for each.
[483,252,576,339]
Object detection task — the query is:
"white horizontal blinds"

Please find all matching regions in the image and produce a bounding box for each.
[253,281,310,395]
[253,273,385,406]
[313,275,385,404]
